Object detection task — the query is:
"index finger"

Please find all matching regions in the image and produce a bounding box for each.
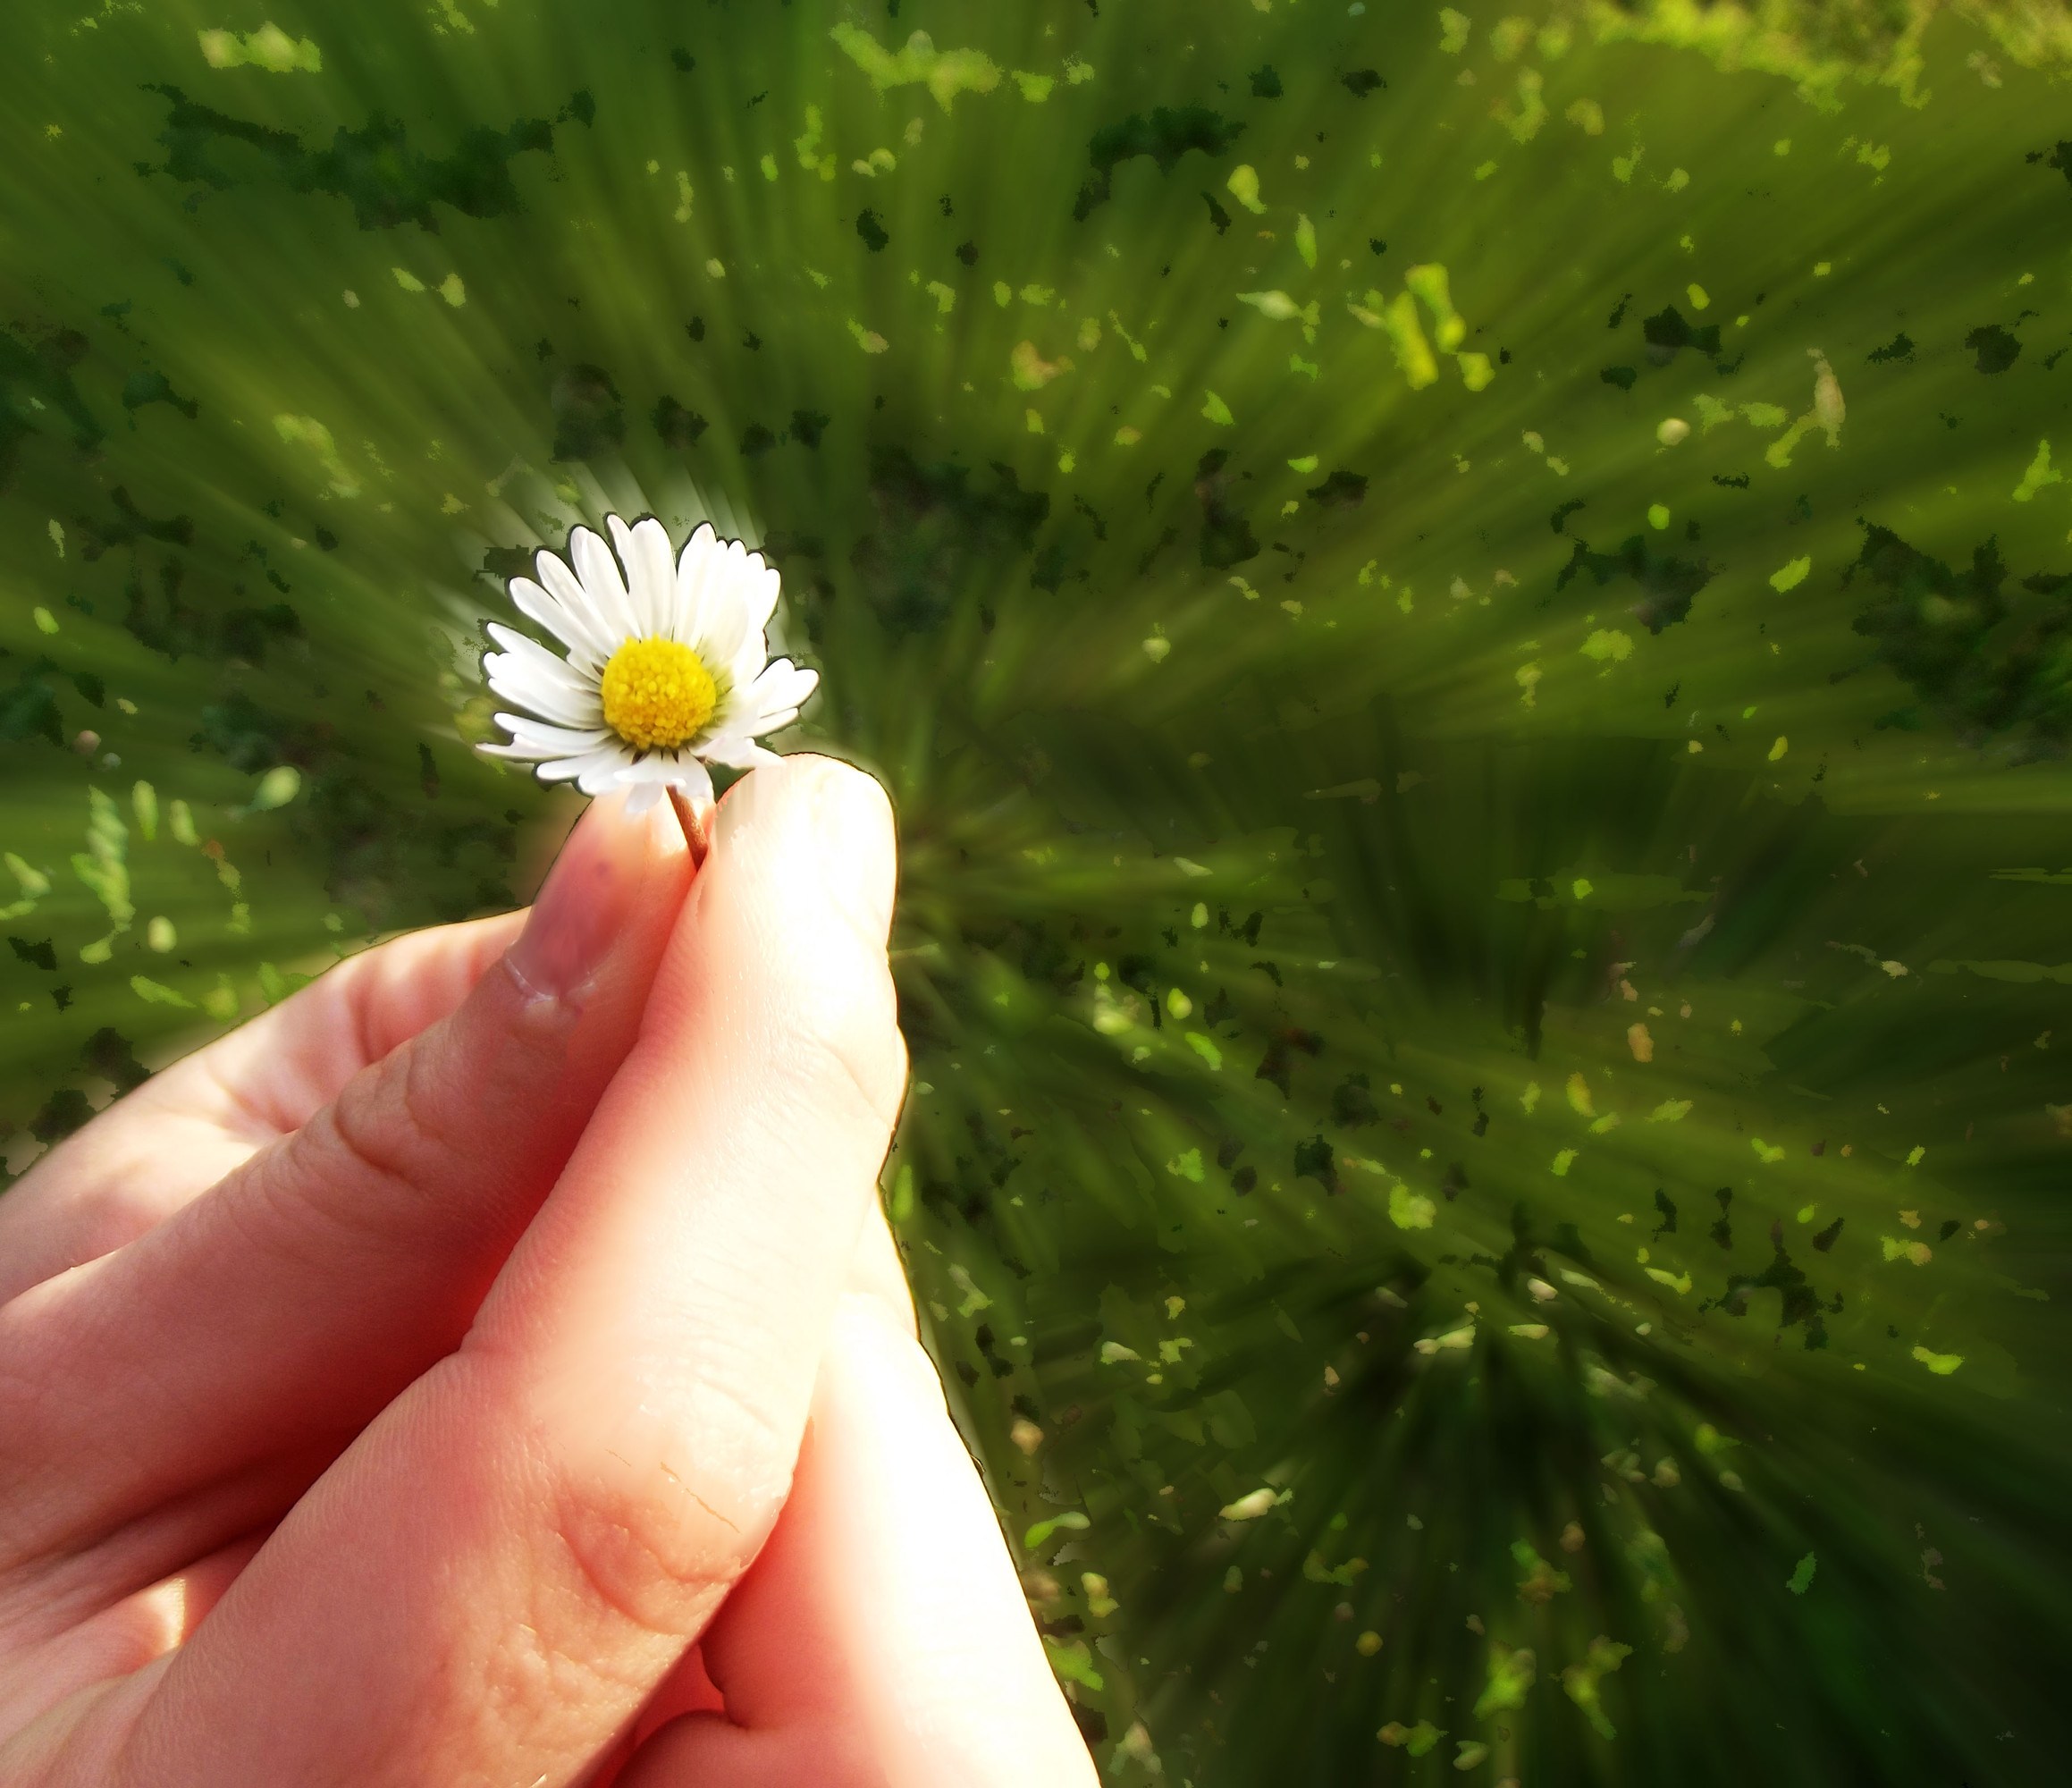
[103,756,905,1787]
[0,908,526,1307]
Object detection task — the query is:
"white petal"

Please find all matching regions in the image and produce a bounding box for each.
[700,735,782,771]
[484,666,602,731]
[724,643,770,702]
[635,516,683,639]
[718,668,813,742]
[510,574,612,672]
[718,565,782,687]
[563,744,640,793]
[571,525,641,646]
[716,688,796,738]
[479,739,550,766]
[532,556,618,673]
[666,754,715,807]
[614,753,678,781]
[695,539,762,669]
[623,781,666,815]
[604,517,642,635]
[606,516,647,637]
[482,746,594,773]
[741,658,818,718]
[484,626,604,728]
[617,752,714,805]
[741,557,782,639]
[493,713,611,748]
[612,515,678,640]
[520,753,592,780]
[671,522,720,647]
[484,715,614,760]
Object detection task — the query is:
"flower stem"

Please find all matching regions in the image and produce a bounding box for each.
[668,785,712,868]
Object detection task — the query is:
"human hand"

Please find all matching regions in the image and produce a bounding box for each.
[0,755,1096,1787]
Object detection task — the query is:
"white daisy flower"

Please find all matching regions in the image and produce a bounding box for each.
[479,515,818,817]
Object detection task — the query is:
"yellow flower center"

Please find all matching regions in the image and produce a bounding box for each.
[599,637,716,752]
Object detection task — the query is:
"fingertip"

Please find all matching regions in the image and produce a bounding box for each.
[684,755,905,1128]
[712,755,897,947]
[809,761,897,944]
[506,789,690,1007]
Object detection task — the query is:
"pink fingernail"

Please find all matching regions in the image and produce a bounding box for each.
[506,794,666,1005]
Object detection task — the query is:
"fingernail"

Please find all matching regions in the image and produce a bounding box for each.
[506,792,665,1005]
[812,765,897,943]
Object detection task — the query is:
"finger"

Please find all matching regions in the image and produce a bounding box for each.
[619,1295,1096,1788]
[0,789,691,1563]
[0,909,526,1306]
[591,1201,918,1784]
[104,755,906,1786]
[0,1529,266,1741]
[846,1194,918,1337]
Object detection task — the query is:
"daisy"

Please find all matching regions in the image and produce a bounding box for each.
[479,515,818,822]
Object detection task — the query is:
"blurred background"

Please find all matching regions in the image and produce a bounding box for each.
[4,1,2069,1780]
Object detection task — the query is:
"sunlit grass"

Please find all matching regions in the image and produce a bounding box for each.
[4,3,2068,1780]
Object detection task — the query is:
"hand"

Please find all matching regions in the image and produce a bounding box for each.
[0,756,1095,1787]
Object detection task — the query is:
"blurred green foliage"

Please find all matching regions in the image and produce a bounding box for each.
[4,1,2069,1781]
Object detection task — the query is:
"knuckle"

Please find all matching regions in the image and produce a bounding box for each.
[301,961,567,1245]
[533,1368,791,1642]
[315,1038,463,1222]
[549,1485,732,1644]
[206,1034,476,1290]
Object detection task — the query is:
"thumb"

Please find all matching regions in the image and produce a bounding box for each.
[2,789,693,1551]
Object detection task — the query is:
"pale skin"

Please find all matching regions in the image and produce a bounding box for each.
[0,755,1097,1787]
